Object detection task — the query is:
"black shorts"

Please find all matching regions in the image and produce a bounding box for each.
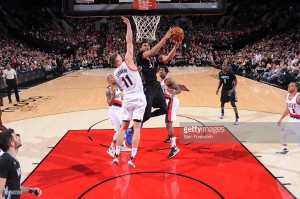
[221,90,237,103]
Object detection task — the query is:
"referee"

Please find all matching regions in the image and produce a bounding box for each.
[2,64,20,104]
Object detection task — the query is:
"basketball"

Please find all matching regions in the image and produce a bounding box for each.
[171,27,184,41]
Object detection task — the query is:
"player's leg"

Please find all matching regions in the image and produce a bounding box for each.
[107,108,118,157]
[230,91,239,125]
[165,98,180,158]
[128,94,146,168]
[113,102,132,164]
[142,84,155,123]
[276,119,297,155]
[113,121,130,164]
[220,90,227,119]
[150,83,168,118]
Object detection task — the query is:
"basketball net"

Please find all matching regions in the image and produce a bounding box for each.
[132,15,161,43]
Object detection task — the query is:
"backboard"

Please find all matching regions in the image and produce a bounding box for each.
[62,0,227,17]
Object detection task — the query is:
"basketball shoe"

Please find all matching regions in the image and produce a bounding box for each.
[168,146,180,158]
[275,147,289,155]
[113,158,119,164]
[234,118,239,125]
[107,147,115,158]
[128,160,135,168]
[164,136,171,143]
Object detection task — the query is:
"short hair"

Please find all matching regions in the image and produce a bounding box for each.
[109,52,118,66]
[107,75,112,83]
[0,129,15,152]
[159,66,169,73]
[291,82,300,91]
[139,40,149,49]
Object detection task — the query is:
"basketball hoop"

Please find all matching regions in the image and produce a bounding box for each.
[132,15,161,43]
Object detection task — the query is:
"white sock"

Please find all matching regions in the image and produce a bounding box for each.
[113,131,118,140]
[171,137,176,147]
[115,146,121,157]
[110,142,115,148]
[131,148,137,159]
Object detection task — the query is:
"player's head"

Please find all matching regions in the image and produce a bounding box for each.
[222,61,228,72]
[107,75,116,85]
[139,40,150,51]
[288,82,300,93]
[158,66,169,79]
[0,129,22,152]
[109,52,122,67]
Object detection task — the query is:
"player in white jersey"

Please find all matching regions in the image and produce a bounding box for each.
[276,82,300,155]
[159,66,181,158]
[105,75,131,158]
[109,16,146,168]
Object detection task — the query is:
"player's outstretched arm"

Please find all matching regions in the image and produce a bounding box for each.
[142,28,174,59]
[159,39,182,64]
[121,16,138,71]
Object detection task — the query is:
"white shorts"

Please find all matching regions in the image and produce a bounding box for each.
[122,93,146,121]
[282,118,300,146]
[165,97,179,122]
[108,106,122,131]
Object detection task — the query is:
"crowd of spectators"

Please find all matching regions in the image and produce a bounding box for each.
[0,0,299,89]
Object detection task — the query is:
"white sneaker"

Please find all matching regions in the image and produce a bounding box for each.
[121,145,132,152]
[275,148,289,155]
[220,114,224,119]
[107,147,115,158]
[234,118,240,125]
[113,158,119,164]
[128,160,135,168]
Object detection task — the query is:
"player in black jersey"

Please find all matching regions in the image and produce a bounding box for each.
[216,62,240,125]
[0,129,42,199]
[126,28,181,142]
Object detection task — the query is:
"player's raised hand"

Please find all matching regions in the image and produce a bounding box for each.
[121,16,130,24]
[164,27,175,40]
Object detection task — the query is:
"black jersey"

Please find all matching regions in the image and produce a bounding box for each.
[0,153,21,199]
[136,51,161,84]
[219,70,236,91]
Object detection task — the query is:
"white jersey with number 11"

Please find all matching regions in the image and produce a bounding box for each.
[114,62,143,95]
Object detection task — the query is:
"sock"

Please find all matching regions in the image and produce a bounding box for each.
[221,108,224,114]
[131,148,137,160]
[115,146,121,158]
[171,137,176,147]
[235,112,239,119]
[113,131,118,140]
[110,142,115,149]
[283,146,288,150]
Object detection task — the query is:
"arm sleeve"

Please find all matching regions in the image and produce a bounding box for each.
[0,157,8,178]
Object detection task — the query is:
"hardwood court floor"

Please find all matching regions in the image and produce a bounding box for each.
[2,67,299,198]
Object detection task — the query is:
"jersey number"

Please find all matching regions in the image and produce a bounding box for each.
[223,79,226,83]
[292,108,296,113]
[122,75,133,88]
